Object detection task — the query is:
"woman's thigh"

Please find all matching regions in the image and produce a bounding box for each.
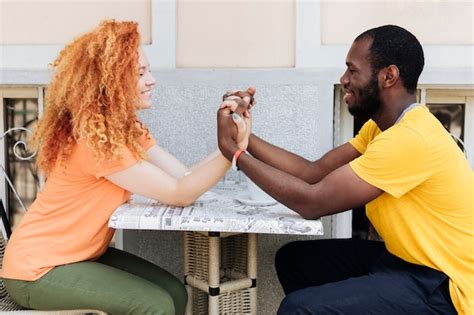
[5,260,177,315]
[97,247,187,315]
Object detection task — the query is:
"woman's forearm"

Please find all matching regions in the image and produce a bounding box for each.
[189,149,221,172]
[174,152,230,205]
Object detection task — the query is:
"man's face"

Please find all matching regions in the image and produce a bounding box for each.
[340,38,381,117]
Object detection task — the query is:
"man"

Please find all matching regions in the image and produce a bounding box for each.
[217,25,472,314]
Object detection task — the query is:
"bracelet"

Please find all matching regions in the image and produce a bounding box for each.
[231,149,245,171]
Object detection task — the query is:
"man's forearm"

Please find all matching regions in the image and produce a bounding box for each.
[248,136,362,184]
[236,152,328,219]
[247,134,315,182]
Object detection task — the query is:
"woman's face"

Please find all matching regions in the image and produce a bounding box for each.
[137,48,156,110]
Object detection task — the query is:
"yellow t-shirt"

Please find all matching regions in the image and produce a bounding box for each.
[1,128,156,281]
[349,105,473,314]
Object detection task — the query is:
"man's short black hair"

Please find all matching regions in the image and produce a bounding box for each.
[355,25,424,94]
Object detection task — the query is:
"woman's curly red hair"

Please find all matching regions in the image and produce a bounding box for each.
[32,20,147,175]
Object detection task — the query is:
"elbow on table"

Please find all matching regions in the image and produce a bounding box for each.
[298,209,321,220]
[154,189,195,207]
[169,196,195,207]
[163,182,198,207]
[294,203,324,220]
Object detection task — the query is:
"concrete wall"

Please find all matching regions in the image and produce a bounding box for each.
[124,69,337,314]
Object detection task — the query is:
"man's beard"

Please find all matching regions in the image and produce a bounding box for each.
[348,74,381,119]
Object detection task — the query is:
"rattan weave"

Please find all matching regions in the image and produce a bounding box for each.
[184,232,256,314]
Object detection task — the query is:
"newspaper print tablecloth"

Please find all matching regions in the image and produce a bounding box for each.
[109,181,323,235]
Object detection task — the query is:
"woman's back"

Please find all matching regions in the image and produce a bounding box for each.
[2,131,155,281]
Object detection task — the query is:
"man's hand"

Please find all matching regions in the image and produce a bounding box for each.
[220,101,252,151]
[222,87,256,118]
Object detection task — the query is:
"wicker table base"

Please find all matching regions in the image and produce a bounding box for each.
[183,231,257,315]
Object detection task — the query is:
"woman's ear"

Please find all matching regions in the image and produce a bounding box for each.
[381,65,400,88]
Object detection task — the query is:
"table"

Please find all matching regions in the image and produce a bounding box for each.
[108,181,323,314]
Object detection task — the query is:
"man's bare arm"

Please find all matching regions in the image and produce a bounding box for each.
[235,153,382,219]
[248,135,361,184]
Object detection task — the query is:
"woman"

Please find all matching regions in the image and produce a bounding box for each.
[1,20,252,314]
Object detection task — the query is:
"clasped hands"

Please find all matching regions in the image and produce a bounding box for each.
[217,87,256,161]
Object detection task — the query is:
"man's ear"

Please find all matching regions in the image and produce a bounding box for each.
[380,65,400,88]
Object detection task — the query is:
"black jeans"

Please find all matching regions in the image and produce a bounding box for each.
[275,239,456,314]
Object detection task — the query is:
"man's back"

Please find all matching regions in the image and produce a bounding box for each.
[349,105,473,313]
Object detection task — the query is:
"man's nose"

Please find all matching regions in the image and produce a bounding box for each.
[340,70,349,86]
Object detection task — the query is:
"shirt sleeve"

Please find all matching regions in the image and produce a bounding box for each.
[349,125,432,198]
[81,128,158,179]
[349,120,381,154]
[93,147,140,179]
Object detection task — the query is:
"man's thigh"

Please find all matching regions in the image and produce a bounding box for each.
[277,270,456,315]
[5,261,176,315]
[275,239,385,294]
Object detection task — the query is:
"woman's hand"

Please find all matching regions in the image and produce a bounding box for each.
[220,100,252,151]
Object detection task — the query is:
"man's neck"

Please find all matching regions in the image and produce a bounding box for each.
[372,94,417,131]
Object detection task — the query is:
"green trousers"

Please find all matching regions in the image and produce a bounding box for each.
[4,247,187,315]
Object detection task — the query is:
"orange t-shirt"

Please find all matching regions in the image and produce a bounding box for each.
[1,129,156,281]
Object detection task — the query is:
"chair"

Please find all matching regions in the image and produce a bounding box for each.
[0,128,106,314]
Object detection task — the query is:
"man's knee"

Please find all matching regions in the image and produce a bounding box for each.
[277,293,315,315]
[278,290,357,315]
[275,241,299,273]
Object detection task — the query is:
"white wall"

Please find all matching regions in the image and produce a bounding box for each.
[177,0,295,67]
[0,0,152,44]
[321,0,473,45]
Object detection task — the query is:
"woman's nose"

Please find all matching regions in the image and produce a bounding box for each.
[147,75,156,87]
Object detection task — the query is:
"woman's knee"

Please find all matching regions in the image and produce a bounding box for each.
[176,281,188,302]
[166,280,187,314]
[134,291,176,315]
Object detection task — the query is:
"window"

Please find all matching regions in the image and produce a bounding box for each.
[423,88,473,160]
[1,87,43,229]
